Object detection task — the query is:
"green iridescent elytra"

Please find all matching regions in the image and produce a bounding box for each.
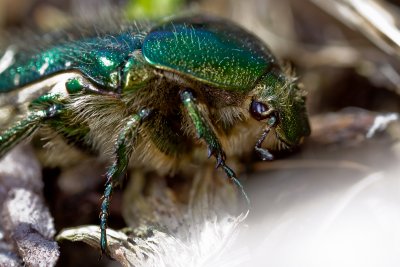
[143,16,274,91]
[0,15,310,254]
[0,33,142,91]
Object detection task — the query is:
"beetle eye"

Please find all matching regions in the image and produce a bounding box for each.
[250,100,271,121]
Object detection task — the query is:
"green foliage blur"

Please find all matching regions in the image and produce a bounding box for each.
[126,0,184,19]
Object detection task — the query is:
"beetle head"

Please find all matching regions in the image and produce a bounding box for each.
[249,69,311,160]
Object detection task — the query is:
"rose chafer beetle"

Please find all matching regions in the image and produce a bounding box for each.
[0,15,310,254]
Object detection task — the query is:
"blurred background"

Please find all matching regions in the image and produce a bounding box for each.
[1,0,400,266]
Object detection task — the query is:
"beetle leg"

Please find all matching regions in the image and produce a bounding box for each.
[180,89,250,205]
[66,77,119,97]
[0,94,64,158]
[180,90,225,166]
[99,108,151,254]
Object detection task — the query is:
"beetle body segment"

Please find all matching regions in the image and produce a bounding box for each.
[0,33,143,92]
[143,16,275,92]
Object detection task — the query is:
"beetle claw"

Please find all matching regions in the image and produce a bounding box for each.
[215,153,225,168]
[207,147,212,158]
[215,158,222,168]
[255,146,274,161]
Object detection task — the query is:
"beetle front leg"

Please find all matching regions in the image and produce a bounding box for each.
[99,108,151,254]
[180,90,250,205]
[0,94,64,158]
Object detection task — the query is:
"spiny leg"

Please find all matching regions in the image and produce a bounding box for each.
[0,93,64,158]
[180,90,250,205]
[100,108,151,254]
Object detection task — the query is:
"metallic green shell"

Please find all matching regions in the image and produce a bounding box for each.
[142,16,276,92]
[0,34,143,92]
